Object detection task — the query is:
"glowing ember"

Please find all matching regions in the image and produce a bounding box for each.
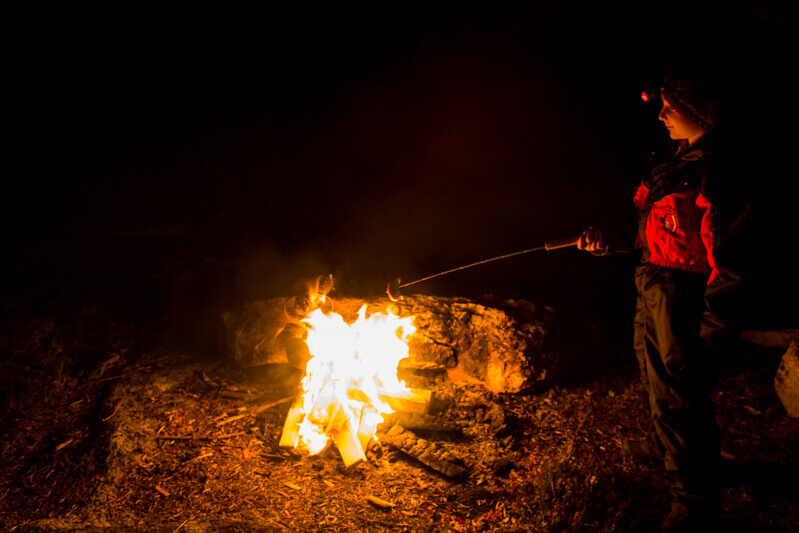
[281,305,416,462]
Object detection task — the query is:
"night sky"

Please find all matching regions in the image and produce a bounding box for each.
[7,3,797,330]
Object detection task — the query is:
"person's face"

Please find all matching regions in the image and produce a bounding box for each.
[658,96,705,144]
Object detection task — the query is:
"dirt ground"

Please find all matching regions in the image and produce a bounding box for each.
[1,274,797,533]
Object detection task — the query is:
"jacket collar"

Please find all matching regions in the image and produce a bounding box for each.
[673,134,717,160]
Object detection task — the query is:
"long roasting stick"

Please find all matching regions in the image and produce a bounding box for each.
[388,236,579,300]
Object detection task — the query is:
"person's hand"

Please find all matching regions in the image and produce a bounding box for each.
[577,227,607,253]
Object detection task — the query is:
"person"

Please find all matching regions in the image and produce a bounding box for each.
[578,64,729,531]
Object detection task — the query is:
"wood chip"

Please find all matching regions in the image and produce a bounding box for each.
[365,495,396,509]
[55,439,73,452]
[155,485,170,497]
[283,482,301,491]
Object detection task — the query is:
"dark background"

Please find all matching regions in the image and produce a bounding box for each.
[6,3,797,349]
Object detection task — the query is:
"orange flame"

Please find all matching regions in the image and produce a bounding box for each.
[293,305,415,455]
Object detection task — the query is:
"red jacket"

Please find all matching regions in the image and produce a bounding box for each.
[633,138,718,283]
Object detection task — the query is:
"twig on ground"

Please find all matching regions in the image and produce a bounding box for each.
[172,516,190,533]
[250,395,296,415]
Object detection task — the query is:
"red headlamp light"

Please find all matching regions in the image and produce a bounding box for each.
[641,90,659,103]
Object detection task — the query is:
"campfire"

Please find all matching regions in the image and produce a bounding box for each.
[219,275,558,480]
[279,304,432,467]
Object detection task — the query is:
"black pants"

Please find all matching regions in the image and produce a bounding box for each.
[633,263,720,506]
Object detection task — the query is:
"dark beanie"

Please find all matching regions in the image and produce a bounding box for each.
[661,64,720,132]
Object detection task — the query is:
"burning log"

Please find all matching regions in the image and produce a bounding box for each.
[357,406,381,450]
[381,424,468,480]
[375,388,432,414]
[331,415,367,467]
[347,386,432,415]
[279,397,304,449]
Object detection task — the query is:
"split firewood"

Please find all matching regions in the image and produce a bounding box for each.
[377,388,432,414]
[279,398,304,448]
[356,406,380,450]
[381,424,468,480]
[348,387,432,415]
[331,415,366,467]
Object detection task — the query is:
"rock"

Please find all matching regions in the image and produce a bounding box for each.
[221,299,308,368]
[222,295,561,394]
[406,296,559,393]
[775,340,799,418]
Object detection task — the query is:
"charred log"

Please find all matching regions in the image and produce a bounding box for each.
[380,424,468,480]
[381,412,461,435]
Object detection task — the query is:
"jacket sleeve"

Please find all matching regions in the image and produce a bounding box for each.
[598,182,646,255]
[695,192,718,283]
[700,174,751,336]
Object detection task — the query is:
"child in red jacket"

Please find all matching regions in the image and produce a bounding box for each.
[579,64,723,531]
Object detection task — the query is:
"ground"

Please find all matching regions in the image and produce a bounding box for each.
[1,276,797,533]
